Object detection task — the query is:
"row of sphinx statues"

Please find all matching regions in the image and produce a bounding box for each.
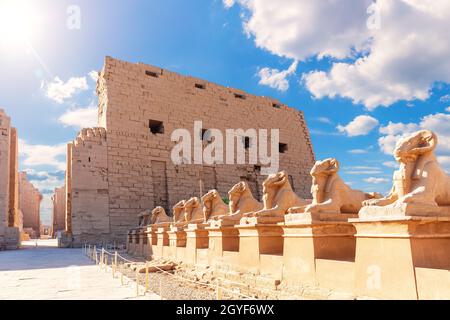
[138,130,450,228]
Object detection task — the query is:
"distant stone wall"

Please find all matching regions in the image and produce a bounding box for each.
[52,185,66,235]
[66,56,316,246]
[68,128,110,245]
[19,172,42,238]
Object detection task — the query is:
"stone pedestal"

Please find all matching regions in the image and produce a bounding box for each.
[146,225,158,258]
[206,222,239,266]
[281,213,357,286]
[144,226,155,258]
[185,223,209,265]
[168,225,187,261]
[236,216,284,274]
[127,229,139,255]
[350,214,450,300]
[155,226,170,259]
[137,229,146,257]
[148,226,158,246]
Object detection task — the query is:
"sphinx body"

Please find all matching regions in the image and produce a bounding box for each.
[137,209,152,227]
[184,197,204,223]
[219,181,263,222]
[244,171,310,218]
[288,158,381,214]
[150,206,172,225]
[172,200,187,227]
[202,189,229,222]
[362,130,450,215]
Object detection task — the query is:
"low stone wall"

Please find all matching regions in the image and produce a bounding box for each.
[127,215,450,300]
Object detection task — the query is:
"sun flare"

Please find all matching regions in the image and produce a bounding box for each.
[0,0,37,48]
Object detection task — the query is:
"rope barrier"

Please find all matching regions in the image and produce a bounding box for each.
[83,243,255,300]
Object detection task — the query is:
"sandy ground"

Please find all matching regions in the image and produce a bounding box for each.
[0,239,160,300]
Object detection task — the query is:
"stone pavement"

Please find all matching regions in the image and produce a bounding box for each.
[0,239,160,300]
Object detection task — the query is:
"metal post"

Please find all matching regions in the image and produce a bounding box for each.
[136,268,139,297]
[216,284,223,300]
[94,246,98,264]
[145,261,149,292]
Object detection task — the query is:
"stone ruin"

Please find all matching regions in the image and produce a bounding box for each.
[0,108,20,249]
[51,185,66,237]
[127,130,450,300]
[0,109,43,248]
[63,56,315,247]
[18,172,43,239]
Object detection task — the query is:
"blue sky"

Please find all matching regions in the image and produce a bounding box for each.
[1,0,450,224]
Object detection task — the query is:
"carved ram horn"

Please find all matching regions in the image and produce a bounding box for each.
[412,131,438,180]
[326,158,340,174]
[410,130,437,156]
[272,172,288,186]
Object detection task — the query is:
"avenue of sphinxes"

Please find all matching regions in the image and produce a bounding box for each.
[127,129,450,300]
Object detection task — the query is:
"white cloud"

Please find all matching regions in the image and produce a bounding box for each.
[378,112,450,155]
[58,106,98,129]
[88,70,99,82]
[30,175,64,193]
[343,166,383,175]
[440,94,450,103]
[344,166,381,170]
[45,76,88,103]
[382,161,399,169]
[446,106,450,113]
[315,117,332,124]
[438,155,450,173]
[231,0,450,109]
[348,149,368,154]
[309,129,340,136]
[337,115,379,137]
[346,170,383,175]
[23,168,55,179]
[379,122,419,136]
[235,0,371,60]
[257,60,298,91]
[19,139,66,171]
[223,0,235,9]
[364,177,389,184]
